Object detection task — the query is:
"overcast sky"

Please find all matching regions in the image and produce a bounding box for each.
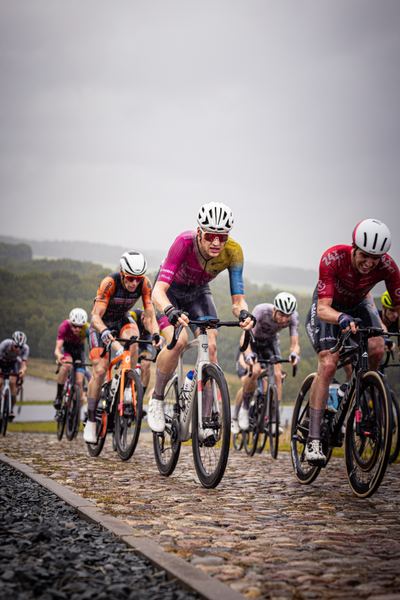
[1,0,399,270]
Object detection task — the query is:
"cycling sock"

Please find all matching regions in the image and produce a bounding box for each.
[308,408,325,440]
[142,386,147,396]
[87,397,99,422]
[56,383,64,399]
[202,387,213,419]
[153,369,174,400]
[242,391,253,410]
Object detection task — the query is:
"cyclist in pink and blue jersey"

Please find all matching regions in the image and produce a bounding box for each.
[147,202,256,436]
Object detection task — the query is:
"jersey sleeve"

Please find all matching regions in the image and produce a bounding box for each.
[21,344,29,361]
[56,321,69,341]
[227,241,245,296]
[141,277,154,309]
[317,246,345,299]
[289,312,300,337]
[381,255,400,308]
[94,276,116,311]
[157,233,192,285]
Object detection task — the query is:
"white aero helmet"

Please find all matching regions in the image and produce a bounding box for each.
[120,251,147,276]
[274,292,298,315]
[352,219,391,256]
[12,331,27,346]
[69,308,88,326]
[197,202,234,233]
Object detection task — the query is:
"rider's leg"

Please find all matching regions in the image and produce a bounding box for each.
[274,363,283,402]
[75,371,85,406]
[54,359,71,407]
[368,336,385,370]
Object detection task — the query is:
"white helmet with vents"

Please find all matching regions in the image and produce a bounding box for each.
[120,252,147,276]
[69,308,88,326]
[352,219,391,256]
[12,331,27,346]
[274,292,298,315]
[197,202,234,233]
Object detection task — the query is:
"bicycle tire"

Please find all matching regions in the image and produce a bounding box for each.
[153,374,181,476]
[243,396,260,456]
[345,371,392,498]
[255,429,268,454]
[290,373,321,484]
[389,390,400,464]
[56,390,67,441]
[87,406,108,457]
[232,431,244,451]
[1,388,10,436]
[267,385,279,459]
[66,385,80,441]
[115,369,143,461]
[192,364,230,489]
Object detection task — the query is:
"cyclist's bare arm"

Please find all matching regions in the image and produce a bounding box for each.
[317,297,358,334]
[144,306,162,346]
[289,335,300,364]
[152,280,189,328]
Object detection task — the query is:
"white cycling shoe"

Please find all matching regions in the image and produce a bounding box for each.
[147,397,165,432]
[304,439,326,463]
[83,421,97,443]
[231,419,240,435]
[270,424,284,435]
[238,407,249,430]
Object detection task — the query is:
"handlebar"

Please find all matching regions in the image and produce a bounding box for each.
[100,335,159,359]
[55,359,92,374]
[138,345,161,364]
[249,357,298,379]
[167,318,244,350]
[329,318,386,355]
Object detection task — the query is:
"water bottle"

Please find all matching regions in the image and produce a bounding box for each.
[327,378,340,412]
[337,382,348,398]
[184,370,194,396]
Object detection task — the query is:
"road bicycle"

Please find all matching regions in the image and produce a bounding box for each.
[86,335,156,461]
[291,320,393,498]
[242,358,297,458]
[153,317,247,489]
[55,359,92,441]
[381,346,400,464]
[0,364,21,436]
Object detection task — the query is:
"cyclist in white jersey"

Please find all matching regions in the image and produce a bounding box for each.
[232,293,300,433]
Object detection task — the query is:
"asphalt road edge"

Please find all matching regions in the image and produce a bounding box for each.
[0,452,244,600]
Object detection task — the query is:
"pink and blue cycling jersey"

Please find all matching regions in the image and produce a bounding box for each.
[157,230,245,296]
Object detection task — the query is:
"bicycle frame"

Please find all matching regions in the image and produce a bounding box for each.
[104,347,137,417]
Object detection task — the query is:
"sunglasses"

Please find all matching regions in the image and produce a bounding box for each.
[72,324,84,329]
[14,344,23,349]
[201,229,229,243]
[124,274,144,283]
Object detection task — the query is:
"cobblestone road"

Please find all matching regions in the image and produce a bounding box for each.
[1,432,400,600]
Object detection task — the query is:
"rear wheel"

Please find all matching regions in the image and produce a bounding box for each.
[192,364,230,488]
[243,395,261,457]
[66,385,80,441]
[345,371,392,498]
[115,369,143,461]
[267,385,279,459]
[232,431,244,451]
[389,390,400,464]
[290,373,321,484]
[56,389,67,441]
[153,375,181,476]
[1,389,10,436]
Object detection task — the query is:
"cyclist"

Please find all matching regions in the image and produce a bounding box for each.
[0,331,29,418]
[129,307,158,396]
[83,252,161,443]
[232,292,300,434]
[53,308,89,411]
[305,219,400,463]
[148,201,256,439]
[380,291,399,348]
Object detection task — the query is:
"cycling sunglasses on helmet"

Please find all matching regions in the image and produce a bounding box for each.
[200,229,229,243]
[123,273,144,282]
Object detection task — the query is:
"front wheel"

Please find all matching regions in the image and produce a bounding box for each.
[389,390,400,464]
[56,390,67,441]
[1,389,10,436]
[192,364,230,489]
[267,385,279,459]
[345,371,392,498]
[66,385,80,441]
[87,406,108,457]
[153,375,181,476]
[243,395,261,457]
[115,369,143,461]
[290,373,321,484]
[232,431,244,451]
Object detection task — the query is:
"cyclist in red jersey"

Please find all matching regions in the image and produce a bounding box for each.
[304,219,400,463]
[83,252,161,443]
[147,202,256,435]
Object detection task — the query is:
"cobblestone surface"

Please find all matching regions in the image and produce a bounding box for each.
[1,432,400,600]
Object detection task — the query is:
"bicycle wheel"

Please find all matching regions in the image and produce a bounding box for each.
[389,390,400,464]
[56,391,67,441]
[255,428,268,454]
[267,385,279,459]
[87,406,108,457]
[243,396,260,456]
[65,385,80,441]
[1,389,10,436]
[153,374,181,476]
[232,431,244,451]
[345,371,392,498]
[290,373,322,484]
[192,364,230,489]
[115,369,143,461]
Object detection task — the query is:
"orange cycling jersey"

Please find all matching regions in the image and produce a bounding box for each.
[93,272,153,327]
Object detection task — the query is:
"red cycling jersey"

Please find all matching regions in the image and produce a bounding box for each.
[317,245,400,310]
